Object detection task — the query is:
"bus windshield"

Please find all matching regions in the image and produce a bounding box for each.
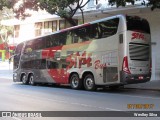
[126,16,150,34]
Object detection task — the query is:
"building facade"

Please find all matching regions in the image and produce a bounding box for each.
[0,12,77,61]
[1,14,77,45]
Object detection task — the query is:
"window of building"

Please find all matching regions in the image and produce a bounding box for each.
[14,25,20,38]
[52,21,57,32]
[59,20,65,30]
[59,19,78,30]
[88,0,95,8]
[35,22,42,36]
[44,21,49,34]
[48,21,53,31]
[44,21,57,34]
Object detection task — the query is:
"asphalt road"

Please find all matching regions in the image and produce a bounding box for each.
[0,78,160,120]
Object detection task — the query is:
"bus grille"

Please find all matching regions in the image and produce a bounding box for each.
[103,67,118,83]
[129,44,149,61]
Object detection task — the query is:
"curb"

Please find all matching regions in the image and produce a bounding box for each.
[124,87,160,91]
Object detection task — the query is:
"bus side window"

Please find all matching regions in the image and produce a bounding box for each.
[77,25,98,42]
[34,38,45,50]
[23,61,31,69]
[47,34,58,47]
[62,64,67,68]
[46,39,51,48]
[46,35,54,48]
[98,18,119,38]
[85,25,99,40]
[40,37,46,49]
[15,43,24,55]
[92,24,100,39]
[66,31,72,45]
[24,41,34,53]
[47,61,59,69]
[74,27,88,42]
[59,32,67,45]
[40,59,46,69]
[25,47,32,53]
[73,34,79,43]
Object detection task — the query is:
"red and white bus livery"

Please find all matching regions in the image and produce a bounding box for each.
[13,15,151,90]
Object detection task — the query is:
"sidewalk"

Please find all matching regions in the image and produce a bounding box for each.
[125,80,160,91]
[0,61,13,79]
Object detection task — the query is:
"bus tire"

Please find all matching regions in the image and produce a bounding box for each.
[22,74,28,85]
[83,74,96,91]
[29,74,35,86]
[70,73,82,90]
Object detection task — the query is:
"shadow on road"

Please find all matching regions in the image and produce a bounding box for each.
[10,82,160,97]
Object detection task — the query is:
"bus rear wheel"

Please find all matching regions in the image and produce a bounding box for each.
[29,74,35,86]
[22,74,28,85]
[70,73,82,90]
[83,74,96,91]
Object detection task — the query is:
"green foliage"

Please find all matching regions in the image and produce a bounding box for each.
[39,0,77,17]
[0,25,13,42]
[1,0,90,25]
[109,0,135,7]
[1,0,160,25]
[108,0,160,9]
[38,0,89,25]
[147,0,160,10]
[0,0,12,10]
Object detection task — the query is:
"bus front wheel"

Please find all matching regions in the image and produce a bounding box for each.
[22,74,28,85]
[70,73,82,90]
[29,74,35,86]
[83,74,96,91]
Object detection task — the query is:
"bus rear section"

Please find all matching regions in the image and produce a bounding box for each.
[120,16,151,84]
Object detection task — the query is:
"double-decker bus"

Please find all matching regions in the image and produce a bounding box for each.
[12,14,151,91]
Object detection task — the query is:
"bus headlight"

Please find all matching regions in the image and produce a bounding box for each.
[13,73,17,76]
[13,73,18,79]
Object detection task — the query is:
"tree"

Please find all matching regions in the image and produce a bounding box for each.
[108,0,156,8]
[0,7,14,52]
[0,0,12,10]
[1,0,160,26]
[0,25,13,51]
[5,0,90,26]
[108,0,135,7]
[147,0,160,10]
[39,0,90,25]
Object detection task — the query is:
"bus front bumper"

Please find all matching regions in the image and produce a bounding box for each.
[13,72,18,82]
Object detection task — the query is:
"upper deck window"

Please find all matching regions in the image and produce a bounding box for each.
[127,16,150,34]
[98,18,119,38]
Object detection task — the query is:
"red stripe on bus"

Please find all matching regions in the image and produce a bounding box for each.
[48,69,69,84]
[42,46,63,59]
